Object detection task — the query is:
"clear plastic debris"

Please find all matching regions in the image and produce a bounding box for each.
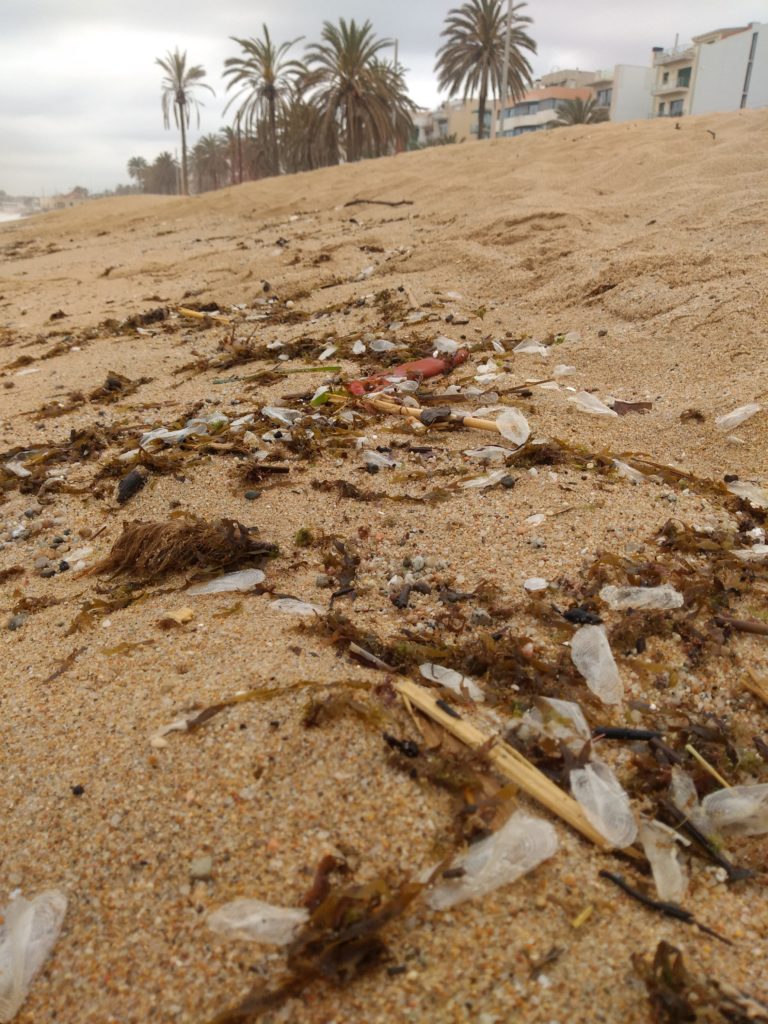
[370,338,398,352]
[270,598,323,616]
[424,813,558,910]
[187,569,265,595]
[600,584,684,611]
[261,407,303,427]
[0,890,67,1023]
[612,459,646,483]
[726,480,768,509]
[463,445,513,463]
[419,663,484,702]
[433,336,460,354]
[495,408,530,446]
[732,544,768,562]
[513,338,548,356]
[638,819,688,903]
[568,392,618,416]
[207,899,309,946]
[669,768,711,834]
[570,625,623,704]
[701,783,768,837]
[570,761,637,848]
[362,450,398,469]
[553,364,577,378]
[523,577,548,592]
[3,461,32,479]
[519,696,591,754]
[318,345,337,361]
[461,468,509,490]
[352,339,366,355]
[715,403,761,431]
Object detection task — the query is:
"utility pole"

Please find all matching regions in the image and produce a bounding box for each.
[499,0,513,139]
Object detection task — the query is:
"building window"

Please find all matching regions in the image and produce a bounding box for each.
[669,98,684,115]
[658,101,666,116]
[662,71,669,84]
[596,88,612,106]
[677,66,691,87]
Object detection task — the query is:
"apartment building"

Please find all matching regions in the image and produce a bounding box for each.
[498,85,594,136]
[652,22,767,117]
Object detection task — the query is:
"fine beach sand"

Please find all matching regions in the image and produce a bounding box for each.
[1,109,767,1023]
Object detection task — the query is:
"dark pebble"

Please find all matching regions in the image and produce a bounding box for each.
[24,508,38,519]
[40,567,56,578]
[598,328,608,337]
[244,489,261,501]
[71,784,85,796]
[7,614,26,631]
[59,560,70,572]
[51,536,64,546]
[500,475,517,489]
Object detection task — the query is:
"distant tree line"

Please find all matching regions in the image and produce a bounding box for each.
[127,3,539,196]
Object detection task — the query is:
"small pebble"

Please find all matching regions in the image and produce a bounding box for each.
[40,567,56,578]
[189,855,213,881]
[59,560,70,572]
[470,608,492,626]
[71,785,85,796]
[411,555,426,572]
[315,574,332,588]
[7,613,27,631]
[244,489,261,501]
[24,508,38,519]
[34,556,50,569]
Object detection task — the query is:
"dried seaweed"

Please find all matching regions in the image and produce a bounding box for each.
[89,370,152,403]
[0,565,25,584]
[633,941,768,1024]
[209,868,427,1024]
[91,515,277,581]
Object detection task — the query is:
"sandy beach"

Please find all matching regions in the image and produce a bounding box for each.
[1,109,767,1024]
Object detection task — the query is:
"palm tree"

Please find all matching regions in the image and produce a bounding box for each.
[553,96,610,126]
[223,28,304,176]
[156,48,214,195]
[192,133,230,191]
[435,0,535,140]
[303,18,415,163]
[127,156,149,192]
[145,152,180,195]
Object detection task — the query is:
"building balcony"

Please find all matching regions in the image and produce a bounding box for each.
[653,46,694,65]
[653,82,690,95]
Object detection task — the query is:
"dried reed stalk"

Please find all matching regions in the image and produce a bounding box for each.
[744,668,768,705]
[395,678,611,849]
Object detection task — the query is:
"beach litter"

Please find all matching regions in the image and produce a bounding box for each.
[0,890,67,1023]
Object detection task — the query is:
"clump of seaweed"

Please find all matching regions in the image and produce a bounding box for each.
[91,515,277,581]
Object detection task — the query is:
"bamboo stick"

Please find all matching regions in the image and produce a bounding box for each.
[177,306,232,324]
[744,668,768,706]
[364,396,505,436]
[394,678,612,849]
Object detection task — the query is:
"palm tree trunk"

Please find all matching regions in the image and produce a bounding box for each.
[178,101,189,195]
[477,89,487,141]
[268,94,278,175]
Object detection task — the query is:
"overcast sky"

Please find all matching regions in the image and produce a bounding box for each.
[0,0,761,195]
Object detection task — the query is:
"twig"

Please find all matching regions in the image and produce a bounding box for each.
[714,614,768,637]
[343,198,414,208]
[364,395,510,438]
[43,646,85,684]
[592,727,663,741]
[744,668,768,705]
[685,744,731,788]
[177,306,232,324]
[599,870,733,945]
[660,800,754,882]
[394,678,611,849]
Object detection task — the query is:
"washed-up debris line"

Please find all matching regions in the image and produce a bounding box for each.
[2,287,768,1023]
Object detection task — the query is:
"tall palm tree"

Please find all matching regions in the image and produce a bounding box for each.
[553,97,610,126]
[145,152,180,195]
[435,0,535,140]
[127,156,148,192]
[223,27,304,176]
[156,48,214,195]
[303,18,415,163]
[192,133,230,191]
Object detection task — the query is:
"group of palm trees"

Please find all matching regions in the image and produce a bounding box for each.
[125,1,602,197]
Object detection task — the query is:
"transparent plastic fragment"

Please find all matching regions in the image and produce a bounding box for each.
[570,762,637,848]
[568,392,618,416]
[613,459,646,483]
[463,446,513,463]
[726,480,768,509]
[513,338,548,356]
[270,598,323,616]
[419,663,484,702]
[669,768,711,834]
[553,364,577,378]
[187,569,265,595]
[370,338,398,352]
[461,468,509,490]
[520,696,591,754]
[638,819,688,903]
[732,544,768,562]
[495,408,530,446]
[701,784,768,837]
[207,900,309,946]
[362,450,398,469]
[261,407,302,427]
[600,584,684,611]
[433,335,460,354]
[318,345,337,361]
[424,813,558,910]
[715,403,761,431]
[570,625,623,704]
[3,461,32,479]
[0,890,67,1023]
[352,339,366,355]
[523,577,548,592]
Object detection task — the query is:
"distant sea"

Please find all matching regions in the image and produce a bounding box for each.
[0,211,22,222]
